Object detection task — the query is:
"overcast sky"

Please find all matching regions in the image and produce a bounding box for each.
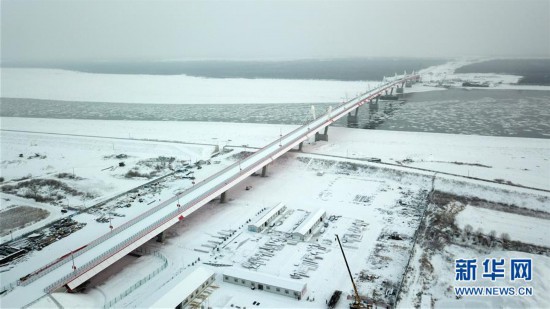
[1,0,549,63]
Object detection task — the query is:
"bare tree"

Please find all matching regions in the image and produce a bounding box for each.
[464,224,473,239]
[475,227,484,244]
[501,233,511,249]
[489,230,497,247]
[28,182,40,198]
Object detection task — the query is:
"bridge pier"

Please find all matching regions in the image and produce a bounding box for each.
[220,191,227,203]
[380,93,399,100]
[347,108,359,127]
[369,99,379,113]
[156,231,165,242]
[290,141,304,152]
[315,126,329,142]
[261,165,268,177]
[396,86,404,94]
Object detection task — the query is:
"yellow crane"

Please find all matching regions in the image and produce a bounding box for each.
[335,234,366,309]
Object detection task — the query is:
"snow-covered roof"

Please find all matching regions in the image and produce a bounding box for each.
[151,267,215,308]
[223,267,306,292]
[250,202,286,228]
[293,209,326,236]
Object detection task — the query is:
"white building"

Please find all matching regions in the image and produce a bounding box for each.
[248,202,286,233]
[223,267,306,300]
[292,209,326,241]
[151,267,215,309]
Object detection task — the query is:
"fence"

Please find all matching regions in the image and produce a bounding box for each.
[43,211,176,293]
[394,174,436,305]
[0,281,16,295]
[103,250,168,308]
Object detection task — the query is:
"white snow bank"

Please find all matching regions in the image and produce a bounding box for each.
[418,58,550,91]
[0,68,377,104]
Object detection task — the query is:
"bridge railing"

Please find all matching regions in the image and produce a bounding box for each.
[0,281,16,295]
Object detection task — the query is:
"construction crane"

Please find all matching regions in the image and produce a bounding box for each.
[335,234,365,309]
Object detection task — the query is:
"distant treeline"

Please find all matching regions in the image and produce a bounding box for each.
[1,58,446,81]
[455,59,550,85]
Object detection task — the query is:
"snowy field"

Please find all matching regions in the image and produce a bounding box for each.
[11,148,432,308]
[1,120,549,308]
[1,59,549,308]
[401,245,550,308]
[0,68,380,104]
[3,117,549,191]
[455,205,549,247]
[0,129,217,243]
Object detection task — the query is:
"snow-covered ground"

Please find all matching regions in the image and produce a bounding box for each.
[418,58,550,91]
[401,245,550,309]
[455,206,549,247]
[0,129,216,243]
[0,61,502,107]
[19,149,432,308]
[1,119,549,308]
[1,58,549,308]
[0,194,64,240]
[0,129,210,182]
[0,68,381,104]
[3,117,548,190]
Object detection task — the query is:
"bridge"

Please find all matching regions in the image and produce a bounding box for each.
[0,73,419,307]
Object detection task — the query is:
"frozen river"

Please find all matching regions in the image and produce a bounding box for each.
[2,89,549,138]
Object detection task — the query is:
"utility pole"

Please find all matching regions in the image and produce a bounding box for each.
[71,253,76,271]
[65,197,70,213]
